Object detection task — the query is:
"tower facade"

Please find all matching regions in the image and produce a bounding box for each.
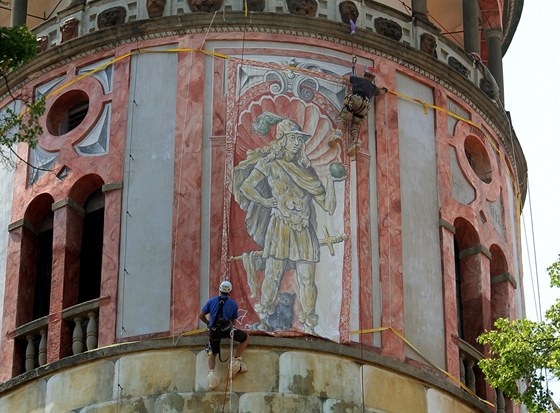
[0,1,526,412]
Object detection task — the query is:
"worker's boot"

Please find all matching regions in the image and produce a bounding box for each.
[207,369,219,390]
[231,357,248,377]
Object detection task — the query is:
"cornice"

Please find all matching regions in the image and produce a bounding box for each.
[502,0,524,55]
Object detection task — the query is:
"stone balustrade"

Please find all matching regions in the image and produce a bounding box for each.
[11,316,49,372]
[61,299,100,355]
[11,299,100,374]
[457,338,509,413]
[30,0,497,101]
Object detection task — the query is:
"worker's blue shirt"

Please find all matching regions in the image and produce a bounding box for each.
[201,294,238,327]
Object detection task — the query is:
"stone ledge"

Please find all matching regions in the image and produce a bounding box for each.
[0,335,493,412]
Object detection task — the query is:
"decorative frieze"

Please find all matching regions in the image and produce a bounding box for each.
[60,18,80,43]
[147,0,166,18]
[374,17,403,41]
[187,0,223,12]
[97,7,127,28]
[36,36,49,53]
[448,56,468,78]
[339,1,358,25]
[420,33,437,58]
[286,0,318,16]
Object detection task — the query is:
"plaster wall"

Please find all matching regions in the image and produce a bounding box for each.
[507,176,524,319]
[397,73,445,367]
[366,105,382,346]
[0,152,15,353]
[117,50,178,338]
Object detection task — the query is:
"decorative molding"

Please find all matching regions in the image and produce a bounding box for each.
[8,219,37,234]
[102,182,123,192]
[491,272,517,289]
[458,244,492,260]
[438,219,455,234]
[52,197,86,215]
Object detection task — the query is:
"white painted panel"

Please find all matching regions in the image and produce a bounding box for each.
[397,73,445,368]
[117,49,178,337]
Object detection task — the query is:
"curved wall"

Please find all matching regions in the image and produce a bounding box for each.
[0,4,525,413]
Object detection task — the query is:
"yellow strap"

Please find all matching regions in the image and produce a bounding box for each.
[387,88,522,224]
[38,47,522,222]
[351,326,495,408]
[93,324,492,408]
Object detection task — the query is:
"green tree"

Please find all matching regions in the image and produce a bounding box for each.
[0,25,37,71]
[478,256,560,413]
[0,25,46,164]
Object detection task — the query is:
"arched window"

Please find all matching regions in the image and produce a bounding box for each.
[33,211,54,320]
[453,217,482,348]
[489,244,514,412]
[11,194,54,375]
[18,194,55,325]
[78,188,104,303]
[453,217,490,399]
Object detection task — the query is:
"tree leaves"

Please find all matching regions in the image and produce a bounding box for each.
[1,26,46,166]
[478,256,560,413]
[0,98,45,150]
[0,26,37,73]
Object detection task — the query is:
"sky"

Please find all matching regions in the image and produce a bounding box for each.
[503,0,560,323]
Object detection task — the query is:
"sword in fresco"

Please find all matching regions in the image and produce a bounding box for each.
[228,226,347,261]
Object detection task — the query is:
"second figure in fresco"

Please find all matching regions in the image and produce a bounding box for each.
[232,113,344,334]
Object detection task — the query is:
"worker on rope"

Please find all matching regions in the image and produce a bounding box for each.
[199,280,249,390]
[329,65,388,156]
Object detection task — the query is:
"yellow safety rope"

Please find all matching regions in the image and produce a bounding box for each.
[387,88,523,223]
[16,50,517,411]
[31,47,522,210]
[351,326,495,408]
[89,323,493,408]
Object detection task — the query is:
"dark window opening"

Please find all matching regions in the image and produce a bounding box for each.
[46,90,90,136]
[64,102,89,134]
[454,238,464,339]
[78,190,104,303]
[33,220,53,320]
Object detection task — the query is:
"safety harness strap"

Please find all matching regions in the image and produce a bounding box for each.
[211,296,229,328]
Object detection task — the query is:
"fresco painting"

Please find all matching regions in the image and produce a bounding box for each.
[222,59,354,342]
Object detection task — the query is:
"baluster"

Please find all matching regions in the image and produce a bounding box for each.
[25,334,36,372]
[496,388,505,413]
[86,312,98,350]
[38,329,47,366]
[72,317,84,354]
[465,358,476,392]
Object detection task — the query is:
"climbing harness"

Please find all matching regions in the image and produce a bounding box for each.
[208,296,233,362]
